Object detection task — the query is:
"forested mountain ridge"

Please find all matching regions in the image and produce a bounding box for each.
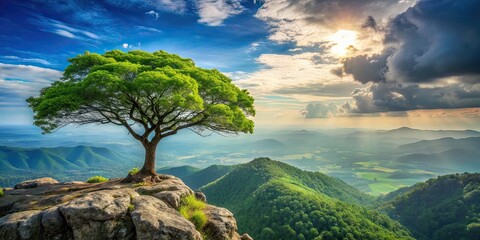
[380,173,480,240]
[0,145,133,172]
[201,158,413,240]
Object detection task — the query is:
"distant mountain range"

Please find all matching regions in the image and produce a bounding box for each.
[371,127,480,139]
[395,137,480,172]
[396,137,480,154]
[0,145,135,173]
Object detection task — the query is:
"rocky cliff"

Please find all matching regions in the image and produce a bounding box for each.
[0,176,251,240]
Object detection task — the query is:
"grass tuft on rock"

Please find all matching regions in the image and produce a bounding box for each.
[86,176,109,183]
[0,188,3,197]
[128,167,139,175]
[179,195,207,231]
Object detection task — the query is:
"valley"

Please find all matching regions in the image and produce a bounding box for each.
[1,126,479,196]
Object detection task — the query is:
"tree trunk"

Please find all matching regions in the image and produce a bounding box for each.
[140,143,158,176]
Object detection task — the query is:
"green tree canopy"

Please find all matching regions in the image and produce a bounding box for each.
[27,50,255,180]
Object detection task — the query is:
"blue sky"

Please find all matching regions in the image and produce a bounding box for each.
[0,1,270,71]
[1,0,480,130]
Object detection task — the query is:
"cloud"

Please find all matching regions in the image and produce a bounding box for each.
[255,0,413,47]
[0,63,62,108]
[196,0,244,26]
[338,51,391,83]
[2,56,52,66]
[341,82,480,113]
[301,102,337,118]
[34,16,101,42]
[236,52,355,98]
[136,26,162,33]
[273,81,363,97]
[384,0,480,83]
[339,0,480,84]
[334,0,480,113]
[145,10,159,19]
[361,16,378,31]
[54,29,76,38]
[122,43,129,49]
[223,71,252,81]
[104,0,187,14]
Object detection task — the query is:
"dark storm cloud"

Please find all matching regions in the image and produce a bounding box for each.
[341,51,390,84]
[336,0,480,113]
[341,82,480,113]
[361,16,378,31]
[385,0,480,83]
[340,0,480,84]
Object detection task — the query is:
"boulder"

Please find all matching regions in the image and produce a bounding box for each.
[0,210,42,240]
[41,206,70,240]
[204,205,238,240]
[136,178,193,209]
[131,195,202,240]
[14,178,59,189]
[194,191,207,202]
[59,189,138,240]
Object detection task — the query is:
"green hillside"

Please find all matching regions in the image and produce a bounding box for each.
[158,164,237,189]
[157,165,201,178]
[184,164,237,189]
[380,173,480,240]
[202,158,412,240]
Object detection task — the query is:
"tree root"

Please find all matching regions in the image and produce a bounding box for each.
[121,173,171,183]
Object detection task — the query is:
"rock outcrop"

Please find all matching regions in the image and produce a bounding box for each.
[0,176,249,240]
[14,178,59,189]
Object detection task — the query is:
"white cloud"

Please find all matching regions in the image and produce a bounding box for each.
[122,43,129,49]
[2,56,52,66]
[156,0,187,13]
[196,0,244,26]
[54,29,76,38]
[236,52,359,102]
[145,10,159,19]
[104,0,187,14]
[0,63,62,107]
[136,26,162,33]
[35,17,101,41]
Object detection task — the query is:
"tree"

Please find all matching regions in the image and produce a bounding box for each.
[27,50,255,182]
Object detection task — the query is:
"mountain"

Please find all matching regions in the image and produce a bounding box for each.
[0,145,134,173]
[157,165,201,177]
[397,148,480,172]
[383,127,480,140]
[158,164,237,190]
[380,173,480,240]
[183,165,237,189]
[238,138,286,151]
[396,137,480,154]
[348,127,480,145]
[201,158,413,240]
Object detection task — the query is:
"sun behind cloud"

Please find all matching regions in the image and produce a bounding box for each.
[328,30,357,57]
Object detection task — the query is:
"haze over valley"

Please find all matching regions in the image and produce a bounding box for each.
[2,126,479,196]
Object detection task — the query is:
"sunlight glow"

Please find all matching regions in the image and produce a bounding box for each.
[329,30,357,56]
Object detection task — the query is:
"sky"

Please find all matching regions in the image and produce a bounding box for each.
[1,0,480,131]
